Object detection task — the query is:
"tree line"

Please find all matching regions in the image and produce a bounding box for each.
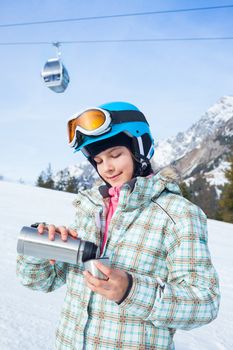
[180,155,233,223]
[36,163,96,193]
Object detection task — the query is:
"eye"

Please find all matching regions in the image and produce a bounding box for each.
[111,153,121,158]
[94,158,102,164]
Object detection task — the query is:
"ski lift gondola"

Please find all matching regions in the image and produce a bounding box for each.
[41,43,70,93]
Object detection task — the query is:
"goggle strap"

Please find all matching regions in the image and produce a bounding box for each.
[109,110,149,125]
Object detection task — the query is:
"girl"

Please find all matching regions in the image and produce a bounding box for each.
[17,101,220,350]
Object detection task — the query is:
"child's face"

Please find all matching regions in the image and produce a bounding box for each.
[94,146,134,187]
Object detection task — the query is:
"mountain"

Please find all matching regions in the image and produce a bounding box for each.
[173,115,232,183]
[153,96,233,177]
[54,161,98,192]
[151,96,233,218]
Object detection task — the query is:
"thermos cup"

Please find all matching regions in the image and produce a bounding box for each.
[17,226,98,264]
[84,257,110,280]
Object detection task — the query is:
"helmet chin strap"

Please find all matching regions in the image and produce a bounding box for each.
[141,161,148,170]
[133,157,151,177]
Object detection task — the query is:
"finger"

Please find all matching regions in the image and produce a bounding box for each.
[85,279,100,293]
[48,224,56,240]
[94,261,112,278]
[85,278,109,292]
[58,226,68,241]
[83,271,108,288]
[38,223,47,234]
[83,270,99,286]
[68,228,78,238]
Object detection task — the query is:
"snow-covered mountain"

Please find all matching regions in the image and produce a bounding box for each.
[0,180,232,349]
[153,95,233,177]
[54,160,98,192]
[173,112,232,183]
[150,96,233,218]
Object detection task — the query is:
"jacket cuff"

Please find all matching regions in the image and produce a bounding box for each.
[116,273,133,305]
[117,274,163,319]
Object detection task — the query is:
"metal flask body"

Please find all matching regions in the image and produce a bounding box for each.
[17,226,97,264]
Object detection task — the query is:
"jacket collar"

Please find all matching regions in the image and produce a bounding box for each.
[97,166,182,209]
[98,178,136,199]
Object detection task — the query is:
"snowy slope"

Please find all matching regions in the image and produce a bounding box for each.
[0,181,232,350]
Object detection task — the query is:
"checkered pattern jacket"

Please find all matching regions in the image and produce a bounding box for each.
[17,168,220,350]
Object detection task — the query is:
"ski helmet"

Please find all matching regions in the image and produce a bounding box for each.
[68,101,154,175]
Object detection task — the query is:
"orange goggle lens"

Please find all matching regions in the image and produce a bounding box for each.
[68,110,106,143]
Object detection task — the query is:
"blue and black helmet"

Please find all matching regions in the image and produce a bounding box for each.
[80,102,154,169]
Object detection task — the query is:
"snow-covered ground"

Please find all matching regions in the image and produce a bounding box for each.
[0,181,232,349]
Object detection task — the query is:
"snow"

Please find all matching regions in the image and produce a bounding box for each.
[206,96,233,124]
[153,95,233,169]
[224,127,233,137]
[0,181,232,350]
[205,161,230,188]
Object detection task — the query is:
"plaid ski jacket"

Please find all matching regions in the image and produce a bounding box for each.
[17,168,220,350]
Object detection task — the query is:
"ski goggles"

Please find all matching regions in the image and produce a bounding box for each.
[67,107,148,148]
[68,108,112,148]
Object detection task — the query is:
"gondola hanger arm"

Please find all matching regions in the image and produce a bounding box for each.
[52,41,61,58]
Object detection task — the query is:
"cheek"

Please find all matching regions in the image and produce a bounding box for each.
[121,157,134,174]
[96,164,104,176]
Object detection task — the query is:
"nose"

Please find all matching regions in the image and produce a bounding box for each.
[102,158,114,173]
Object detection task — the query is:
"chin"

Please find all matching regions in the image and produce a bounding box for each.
[111,179,128,187]
[108,181,120,187]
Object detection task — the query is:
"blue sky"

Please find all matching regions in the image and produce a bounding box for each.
[0,0,233,183]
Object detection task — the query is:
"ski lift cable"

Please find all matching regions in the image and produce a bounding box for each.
[1,36,233,46]
[0,4,233,28]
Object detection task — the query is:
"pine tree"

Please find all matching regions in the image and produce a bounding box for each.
[36,163,55,189]
[36,171,46,187]
[66,176,79,193]
[185,175,218,219]
[218,156,233,223]
[180,182,192,201]
[45,163,54,189]
[55,169,69,191]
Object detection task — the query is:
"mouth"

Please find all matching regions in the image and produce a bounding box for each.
[107,173,122,181]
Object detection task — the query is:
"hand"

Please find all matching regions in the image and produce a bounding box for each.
[83,261,129,303]
[37,223,78,265]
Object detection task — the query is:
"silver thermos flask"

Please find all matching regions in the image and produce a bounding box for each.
[17,226,98,264]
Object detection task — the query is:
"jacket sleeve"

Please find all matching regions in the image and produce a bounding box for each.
[119,205,220,330]
[16,255,68,293]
